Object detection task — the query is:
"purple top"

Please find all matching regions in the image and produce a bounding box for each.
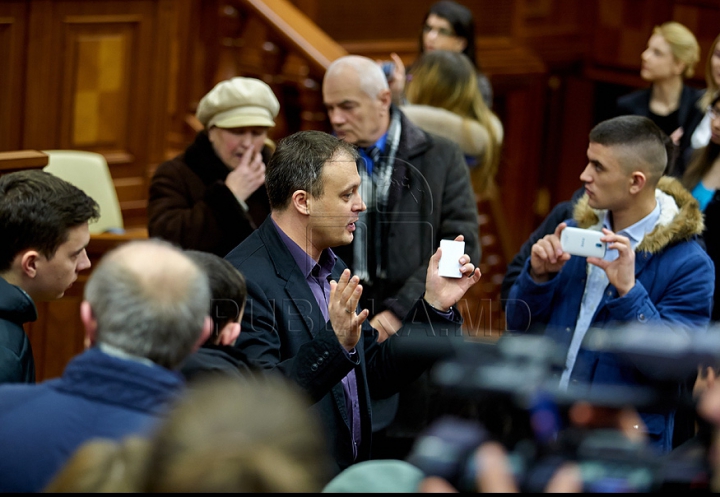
[272,220,362,460]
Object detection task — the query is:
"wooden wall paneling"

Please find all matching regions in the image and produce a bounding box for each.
[297,0,515,43]
[178,0,347,144]
[0,150,48,174]
[26,290,86,382]
[23,0,62,149]
[21,0,181,230]
[590,0,675,74]
[137,0,185,227]
[673,1,720,79]
[242,0,351,67]
[58,14,138,155]
[165,0,196,158]
[516,0,588,65]
[493,73,548,259]
[147,0,177,168]
[552,76,596,205]
[0,1,28,152]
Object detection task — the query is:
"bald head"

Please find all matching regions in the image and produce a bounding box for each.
[325,55,389,99]
[102,241,203,305]
[84,239,210,369]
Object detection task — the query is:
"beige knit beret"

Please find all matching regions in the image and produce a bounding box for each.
[196,77,280,129]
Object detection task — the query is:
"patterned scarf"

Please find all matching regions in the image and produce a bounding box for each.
[353,109,402,285]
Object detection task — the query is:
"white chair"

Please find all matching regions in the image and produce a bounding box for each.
[42,150,124,234]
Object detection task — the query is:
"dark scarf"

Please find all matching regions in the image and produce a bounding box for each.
[183,131,233,186]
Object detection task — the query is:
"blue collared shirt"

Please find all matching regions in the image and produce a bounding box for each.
[357,132,388,176]
[272,220,362,459]
[559,200,661,389]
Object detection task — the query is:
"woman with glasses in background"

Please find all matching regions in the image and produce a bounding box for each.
[385,1,493,109]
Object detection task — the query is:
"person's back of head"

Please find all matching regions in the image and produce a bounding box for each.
[44,437,150,493]
[406,50,501,196]
[83,239,210,369]
[142,375,333,492]
[0,170,98,277]
[421,1,476,65]
[184,250,247,346]
[589,115,669,187]
[406,50,479,118]
[265,130,358,211]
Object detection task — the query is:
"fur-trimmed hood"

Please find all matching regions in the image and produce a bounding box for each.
[572,176,704,254]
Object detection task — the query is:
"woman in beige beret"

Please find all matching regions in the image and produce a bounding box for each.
[148,77,280,257]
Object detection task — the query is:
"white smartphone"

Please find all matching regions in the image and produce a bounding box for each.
[560,227,607,258]
[439,239,465,278]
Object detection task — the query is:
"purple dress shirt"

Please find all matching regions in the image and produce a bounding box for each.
[273,220,362,460]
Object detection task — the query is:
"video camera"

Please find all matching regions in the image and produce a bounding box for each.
[406,326,720,492]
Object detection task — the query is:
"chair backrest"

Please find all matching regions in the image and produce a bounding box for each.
[42,150,124,234]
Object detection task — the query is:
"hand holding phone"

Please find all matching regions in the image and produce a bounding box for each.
[561,227,607,258]
[529,222,572,282]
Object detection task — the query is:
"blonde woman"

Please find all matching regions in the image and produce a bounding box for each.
[401,50,503,198]
[616,21,703,175]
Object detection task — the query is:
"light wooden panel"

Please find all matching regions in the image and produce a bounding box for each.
[60,16,137,152]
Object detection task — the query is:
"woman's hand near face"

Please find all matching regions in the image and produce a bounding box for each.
[225,148,266,203]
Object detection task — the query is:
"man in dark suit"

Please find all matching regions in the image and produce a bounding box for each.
[225,130,481,472]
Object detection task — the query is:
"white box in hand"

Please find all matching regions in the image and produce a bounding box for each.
[438,239,465,278]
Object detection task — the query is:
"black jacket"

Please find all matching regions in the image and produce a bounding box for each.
[226,218,460,473]
[0,277,37,384]
[148,132,271,257]
[701,190,720,321]
[180,344,255,383]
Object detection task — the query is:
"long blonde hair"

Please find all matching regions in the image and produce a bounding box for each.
[700,33,720,109]
[406,50,501,197]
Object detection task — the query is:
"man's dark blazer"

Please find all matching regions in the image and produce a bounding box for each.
[225,217,460,473]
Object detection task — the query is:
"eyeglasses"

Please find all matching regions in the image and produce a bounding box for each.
[422,24,455,38]
[708,105,720,120]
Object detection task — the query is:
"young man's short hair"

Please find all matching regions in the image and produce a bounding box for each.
[185,250,247,340]
[0,170,99,272]
[589,115,668,183]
